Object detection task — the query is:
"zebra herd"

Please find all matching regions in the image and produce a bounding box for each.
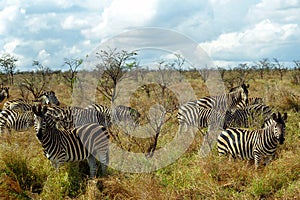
[0,88,141,178]
[178,83,287,168]
[0,83,288,178]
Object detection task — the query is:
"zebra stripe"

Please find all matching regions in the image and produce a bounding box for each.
[178,102,229,133]
[3,90,60,112]
[41,90,60,106]
[87,104,140,125]
[217,112,287,168]
[45,105,111,129]
[0,109,34,133]
[0,86,9,103]
[196,83,249,111]
[111,105,141,124]
[32,105,109,178]
[227,104,272,128]
[236,97,264,109]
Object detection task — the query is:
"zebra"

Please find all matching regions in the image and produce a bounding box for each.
[40,90,60,106]
[217,112,287,169]
[87,104,140,126]
[111,105,141,124]
[178,102,230,134]
[178,84,249,134]
[3,90,60,112]
[236,97,264,109]
[32,105,110,178]
[0,109,34,133]
[196,83,249,111]
[0,85,9,103]
[226,103,273,128]
[45,105,112,129]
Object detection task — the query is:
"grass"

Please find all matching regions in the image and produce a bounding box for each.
[0,71,300,199]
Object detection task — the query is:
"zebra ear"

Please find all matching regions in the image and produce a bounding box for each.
[277,112,282,120]
[282,113,288,121]
[272,113,277,120]
[32,105,37,115]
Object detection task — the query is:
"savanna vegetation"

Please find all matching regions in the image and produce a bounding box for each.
[0,51,299,199]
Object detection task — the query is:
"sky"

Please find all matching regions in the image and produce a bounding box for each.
[0,0,300,71]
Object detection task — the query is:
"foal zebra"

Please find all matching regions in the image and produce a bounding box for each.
[0,85,9,103]
[32,105,110,178]
[3,90,60,112]
[217,112,287,169]
[0,109,34,133]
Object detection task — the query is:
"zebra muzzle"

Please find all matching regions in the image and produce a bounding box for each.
[279,135,285,144]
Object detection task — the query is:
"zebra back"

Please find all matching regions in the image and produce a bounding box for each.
[0,109,34,133]
[111,105,140,124]
[227,103,272,128]
[196,83,249,112]
[3,91,59,112]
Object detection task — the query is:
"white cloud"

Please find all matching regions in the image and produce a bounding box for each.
[0,5,20,34]
[200,19,300,61]
[0,0,300,71]
[61,15,89,30]
[3,39,21,53]
[247,0,300,23]
[81,0,158,39]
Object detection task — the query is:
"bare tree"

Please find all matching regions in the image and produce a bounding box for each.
[63,58,83,92]
[174,53,185,82]
[253,58,271,79]
[19,61,52,98]
[273,58,287,81]
[0,53,17,85]
[95,48,137,103]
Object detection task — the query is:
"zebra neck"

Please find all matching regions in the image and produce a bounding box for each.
[260,125,279,145]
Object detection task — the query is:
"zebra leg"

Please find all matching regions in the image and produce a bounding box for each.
[87,155,97,178]
[254,154,261,169]
[98,150,109,176]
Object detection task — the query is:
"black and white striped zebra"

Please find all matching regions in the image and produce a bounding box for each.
[32,105,110,178]
[45,105,112,129]
[196,83,249,111]
[0,109,34,133]
[178,101,229,134]
[217,112,287,168]
[111,105,141,125]
[235,97,264,109]
[87,104,140,126]
[3,90,60,112]
[226,103,273,128]
[40,90,60,106]
[178,84,249,134]
[0,85,9,103]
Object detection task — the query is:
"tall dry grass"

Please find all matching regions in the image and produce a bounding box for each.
[0,71,299,199]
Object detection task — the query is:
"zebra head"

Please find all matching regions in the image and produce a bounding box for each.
[32,105,48,140]
[38,91,60,106]
[0,86,9,99]
[229,83,249,108]
[271,112,288,145]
